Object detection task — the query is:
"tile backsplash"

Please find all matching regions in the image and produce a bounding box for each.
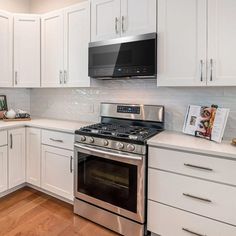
[0,89,30,112]
[30,80,236,139]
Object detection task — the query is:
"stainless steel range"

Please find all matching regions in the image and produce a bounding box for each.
[74,103,164,236]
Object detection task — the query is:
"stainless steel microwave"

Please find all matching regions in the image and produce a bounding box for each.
[88,33,157,79]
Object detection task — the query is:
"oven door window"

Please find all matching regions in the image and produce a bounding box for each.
[78,153,137,213]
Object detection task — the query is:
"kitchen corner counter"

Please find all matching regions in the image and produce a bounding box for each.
[148,131,236,160]
[0,118,90,134]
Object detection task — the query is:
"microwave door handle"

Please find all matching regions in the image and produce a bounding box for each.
[75,143,142,161]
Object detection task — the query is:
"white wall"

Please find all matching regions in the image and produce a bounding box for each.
[30,81,236,140]
[0,0,30,13]
[29,0,84,13]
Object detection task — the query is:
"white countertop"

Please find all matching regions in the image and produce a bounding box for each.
[0,118,91,134]
[2,119,235,159]
[148,131,236,160]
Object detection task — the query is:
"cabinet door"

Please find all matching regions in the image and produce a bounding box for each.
[8,128,26,189]
[0,146,8,193]
[14,14,40,88]
[157,0,207,87]
[26,128,41,187]
[64,2,90,87]
[91,0,121,42]
[208,0,236,86]
[41,11,64,87]
[0,11,13,87]
[41,145,73,200]
[121,0,156,36]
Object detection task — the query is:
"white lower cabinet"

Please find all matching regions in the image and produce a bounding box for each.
[26,128,41,187]
[148,201,236,236]
[41,145,74,200]
[0,146,8,193]
[8,128,26,189]
[148,146,236,235]
[149,169,236,226]
[0,126,74,201]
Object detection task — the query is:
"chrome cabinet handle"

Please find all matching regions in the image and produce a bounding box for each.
[64,70,67,84]
[49,138,63,143]
[70,156,73,173]
[210,59,213,81]
[122,16,125,33]
[183,193,212,203]
[184,163,213,172]
[59,70,63,84]
[10,134,13,149]
[115,17,119,34]
[200,60,203,82]
[182,228,207,236]
[15,71,18,85]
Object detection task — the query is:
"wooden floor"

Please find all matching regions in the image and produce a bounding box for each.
[0,187,119,236]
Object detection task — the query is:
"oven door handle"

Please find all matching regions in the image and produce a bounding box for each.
[74,143,143,161]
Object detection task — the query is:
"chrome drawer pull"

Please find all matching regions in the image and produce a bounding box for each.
[49,138,63,143]
[182,228,207,236]
[183,193,212,203]
[184,163,213,172]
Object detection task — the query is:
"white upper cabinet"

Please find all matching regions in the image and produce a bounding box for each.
[0,11,13,87]
[41,11,64,87]
[208,0,236,86]
[120,0,156,37]
[64,2,90,87]
[157,0,207,87]
[91,0,120,41]
[91,0,156,42]
[42,2,90,88]
[14,14,41,88]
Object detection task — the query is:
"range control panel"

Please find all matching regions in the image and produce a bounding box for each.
[117,106,141,114]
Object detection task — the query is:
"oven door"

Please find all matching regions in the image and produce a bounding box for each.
[88,33,157,78]
[74,143,146,223]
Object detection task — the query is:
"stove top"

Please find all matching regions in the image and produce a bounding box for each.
[76,122,163,143]
[75,103,164,155]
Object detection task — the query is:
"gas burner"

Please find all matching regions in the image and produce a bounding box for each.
[78,122,163,144]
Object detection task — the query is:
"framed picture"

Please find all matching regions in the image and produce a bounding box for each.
[0,95,8,119]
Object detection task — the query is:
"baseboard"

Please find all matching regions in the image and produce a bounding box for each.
[0,183,26,198]
[26,183,73,205]
[0,183,73,205]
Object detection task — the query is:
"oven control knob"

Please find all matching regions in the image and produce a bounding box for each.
[80,136,86,142]
[116,142,124,150]
[127,144,135,152]
[103,139,109,146]
[88,137,94,143]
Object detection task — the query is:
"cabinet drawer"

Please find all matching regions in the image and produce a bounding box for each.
[0,131,7,146]
[148,201,236,236]
[149,147,236,186]
[148,169,236,226]
[42,130,74,150]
